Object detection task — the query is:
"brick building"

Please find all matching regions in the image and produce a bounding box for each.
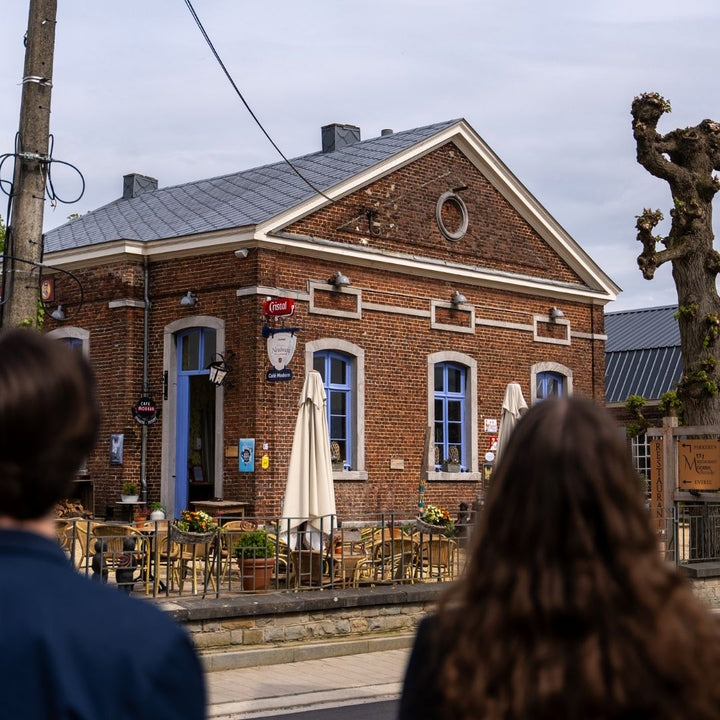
[42,119,618,520]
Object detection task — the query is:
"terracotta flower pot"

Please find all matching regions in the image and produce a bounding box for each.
[238,556,274,592]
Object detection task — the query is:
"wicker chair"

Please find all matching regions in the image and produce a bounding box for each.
[218,520,258,585]
[354,530,417,584]
[91,523,151,593]
[413,534,458,582]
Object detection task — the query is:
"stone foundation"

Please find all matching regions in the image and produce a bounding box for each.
[158,584,443,669]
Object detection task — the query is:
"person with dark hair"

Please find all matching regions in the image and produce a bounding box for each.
[0,329,206,719]
[400,396,720,720]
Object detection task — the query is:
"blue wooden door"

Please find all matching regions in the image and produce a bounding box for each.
[175,328,216,518]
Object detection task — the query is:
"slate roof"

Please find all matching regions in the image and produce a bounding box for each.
[43,120,459,253]
[605,305,682,403]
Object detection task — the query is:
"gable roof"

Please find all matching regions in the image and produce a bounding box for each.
[44,120,458,252]
[605,305,682,403]
[43,118,618,303]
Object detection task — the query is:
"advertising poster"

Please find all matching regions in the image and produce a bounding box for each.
[239,438,255,472]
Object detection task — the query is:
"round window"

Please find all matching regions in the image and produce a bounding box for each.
[436,191,468,241]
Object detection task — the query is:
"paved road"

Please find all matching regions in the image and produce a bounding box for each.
[246,699,398,720]
[207,648,410,720]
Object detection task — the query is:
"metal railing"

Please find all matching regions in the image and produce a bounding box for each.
[56,511,472,599]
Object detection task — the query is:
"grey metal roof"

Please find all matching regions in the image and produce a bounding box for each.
[604,305,680,352]
[43,120,460,253]
[605,305,681,403]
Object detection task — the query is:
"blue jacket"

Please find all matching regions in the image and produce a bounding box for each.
[0,529,206,719]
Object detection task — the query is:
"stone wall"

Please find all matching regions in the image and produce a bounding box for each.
[161,584,443,669]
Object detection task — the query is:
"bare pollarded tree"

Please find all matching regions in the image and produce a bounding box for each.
[632,92,720,426]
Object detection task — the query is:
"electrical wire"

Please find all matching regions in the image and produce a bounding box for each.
[182,0,334,204]
[45,135,86,205]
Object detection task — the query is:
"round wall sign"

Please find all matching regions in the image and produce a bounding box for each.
[132,396,158,425]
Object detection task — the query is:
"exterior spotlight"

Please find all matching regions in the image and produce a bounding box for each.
[451,290,467,305]
[549,306,564,321]
[234,248,249,259]
[180,291,197,307]
[207,354,231,386]
[50,305,66,321]
[329,272,351,288]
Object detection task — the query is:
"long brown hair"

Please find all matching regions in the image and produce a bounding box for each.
[436,396,720,719]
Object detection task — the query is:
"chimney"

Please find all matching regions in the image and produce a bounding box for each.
[123,173,158,200]
[321,123,361,153]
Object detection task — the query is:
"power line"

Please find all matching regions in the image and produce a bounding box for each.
[182,0,334,203]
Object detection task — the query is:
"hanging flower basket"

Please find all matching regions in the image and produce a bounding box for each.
[171,510,218,544]
[415,518,449,535]
[416,505,455,537]
[170,525,216,545]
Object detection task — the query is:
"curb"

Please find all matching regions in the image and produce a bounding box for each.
[208,682,402,719]
[202,633,415,672]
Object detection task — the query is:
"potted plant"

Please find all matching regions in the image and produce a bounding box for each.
[441,458,461,473]
[149,502,166,521]
[234,530,275,591]
[120,481,139,503]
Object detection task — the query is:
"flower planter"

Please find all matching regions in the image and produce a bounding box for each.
[170,526,215,545]
[237,556,274,591]
[120,494,139,503]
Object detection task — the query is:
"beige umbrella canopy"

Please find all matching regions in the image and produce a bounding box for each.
[495,382,528,464]
[281,370,337,550]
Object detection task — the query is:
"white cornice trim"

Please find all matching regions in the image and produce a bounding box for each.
[252,233,614,304]
[43,227,255,268]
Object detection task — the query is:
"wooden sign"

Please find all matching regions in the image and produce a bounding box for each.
[678,439,720,490]
[650,438,664,531]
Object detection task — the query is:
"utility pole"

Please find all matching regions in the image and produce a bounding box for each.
[2,0,57,328]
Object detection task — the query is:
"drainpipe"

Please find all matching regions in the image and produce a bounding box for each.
[590,303,596,399]
[140,257,150,503]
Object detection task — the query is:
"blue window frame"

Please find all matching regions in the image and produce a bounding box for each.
[434,362,466,470]
[536,371,565,401]
[313,351,352,469]
[60,336,83,353]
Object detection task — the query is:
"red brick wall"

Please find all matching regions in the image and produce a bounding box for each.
[45,143,608,521]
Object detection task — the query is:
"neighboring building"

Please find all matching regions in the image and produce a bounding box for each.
[41,118,618,519]
[605,304,681,491]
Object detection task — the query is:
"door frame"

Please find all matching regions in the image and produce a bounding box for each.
[162,316,225,517]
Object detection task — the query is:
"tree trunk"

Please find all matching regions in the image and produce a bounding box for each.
[632,93,720,426]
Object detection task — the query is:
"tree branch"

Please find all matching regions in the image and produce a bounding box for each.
[632,93,686,185]
[635,207,693,279]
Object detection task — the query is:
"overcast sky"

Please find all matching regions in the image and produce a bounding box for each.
[2,1,720,312]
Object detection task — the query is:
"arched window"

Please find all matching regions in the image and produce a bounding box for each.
[313,351,352,470]
[434,362,467,470]
[536,371,565,400]
[47,326,89,356]
[531,362,573,403]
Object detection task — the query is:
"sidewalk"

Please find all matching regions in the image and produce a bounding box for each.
[206,647,411,719]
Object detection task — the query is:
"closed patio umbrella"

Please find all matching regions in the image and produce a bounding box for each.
[281,370,337,550]
[495,382,528,464]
